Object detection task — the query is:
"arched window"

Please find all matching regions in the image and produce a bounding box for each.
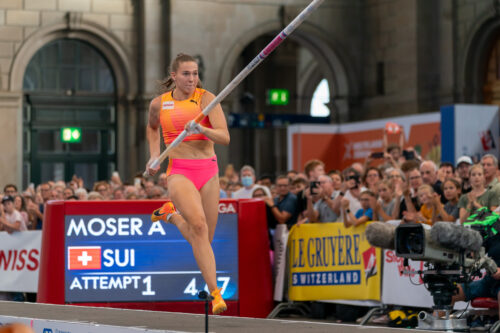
[23,39,114,93]
[23,39,116,187]
[484,35,500,105]
[310,79,330,117]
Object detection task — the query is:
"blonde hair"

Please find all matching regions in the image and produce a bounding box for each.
[158,53,203,93]
[469,163,484,176]
[377,179,393,191]
[87,191,104,200]
[417,184,434,195]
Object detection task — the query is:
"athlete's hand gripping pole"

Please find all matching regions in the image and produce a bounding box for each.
[144,0,324,177]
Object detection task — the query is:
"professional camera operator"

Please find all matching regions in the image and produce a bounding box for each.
[452,225,500,320]
[368,213,500,330]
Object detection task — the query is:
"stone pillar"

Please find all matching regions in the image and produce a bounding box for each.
[416,0,454,111]
[362,0,419,117]
[133,0,169,175]
[0,92,22,187]
[144,0,168,94]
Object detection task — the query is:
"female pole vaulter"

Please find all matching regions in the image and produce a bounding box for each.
[144,0,324,315]
[146,53,230,314]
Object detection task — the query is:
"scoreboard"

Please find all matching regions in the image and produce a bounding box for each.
[64,213,238,302]
[38,199,273,318]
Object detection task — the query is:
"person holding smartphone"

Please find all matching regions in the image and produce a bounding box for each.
[295,159,326,216]
[342,168,366,217]
[305,175,342,223]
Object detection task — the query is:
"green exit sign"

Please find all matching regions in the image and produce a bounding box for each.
[268,89,289,105]
[61,127,81,143]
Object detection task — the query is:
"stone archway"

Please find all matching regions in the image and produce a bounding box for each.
[10,16,136,95]
[462,16,500,103]
[215,21,357,173]
[9,17,138,181]
[217,21,357,124]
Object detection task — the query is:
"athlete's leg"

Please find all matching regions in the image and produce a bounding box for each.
[198,174,227,314]
[200,175,220,243]
[167,174,218,292]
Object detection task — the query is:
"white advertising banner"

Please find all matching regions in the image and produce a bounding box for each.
[441,104,499,163]
[382,249,433,307]
[273,224,289,301]
[382,249,467,309]
[454,104,499,160]
[0,231,41,292]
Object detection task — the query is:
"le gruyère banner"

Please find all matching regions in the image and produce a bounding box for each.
[288,222,381,301]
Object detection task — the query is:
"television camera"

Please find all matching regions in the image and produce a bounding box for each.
[366,221,498,331]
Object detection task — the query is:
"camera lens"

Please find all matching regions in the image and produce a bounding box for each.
[406,233,424,254]
[396,225,425,255]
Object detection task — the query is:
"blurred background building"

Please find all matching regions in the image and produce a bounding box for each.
[0,0,498,187]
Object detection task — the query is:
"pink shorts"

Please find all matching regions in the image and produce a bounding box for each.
[166,155,219,190]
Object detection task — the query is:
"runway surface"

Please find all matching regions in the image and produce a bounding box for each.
[0,301,433,332]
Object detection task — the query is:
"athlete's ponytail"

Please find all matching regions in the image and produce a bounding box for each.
[158,53,203,94]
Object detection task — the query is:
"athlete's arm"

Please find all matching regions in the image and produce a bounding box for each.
[146,97,162,175]
[199,91,230,145]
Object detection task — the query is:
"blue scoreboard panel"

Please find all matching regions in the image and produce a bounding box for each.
[64,213,238,302]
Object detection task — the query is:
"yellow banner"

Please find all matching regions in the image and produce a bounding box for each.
[288,222,381,301]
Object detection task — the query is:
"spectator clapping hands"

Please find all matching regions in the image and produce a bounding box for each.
[430,192,442,208]
[341,197,350,210]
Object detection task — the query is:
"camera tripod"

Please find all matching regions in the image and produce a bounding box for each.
[415,267,468,331]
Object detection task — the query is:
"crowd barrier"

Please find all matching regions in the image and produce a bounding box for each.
[278,221,467,310]
[3,213,469,316]
[0,231,41,293]
[287,223,381,302]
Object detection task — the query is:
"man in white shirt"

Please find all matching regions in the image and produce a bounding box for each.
[232,165,263,199]
[342,168,365,213]
[0,195,27,233]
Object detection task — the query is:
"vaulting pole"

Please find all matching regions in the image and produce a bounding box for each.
[145,0,325,176]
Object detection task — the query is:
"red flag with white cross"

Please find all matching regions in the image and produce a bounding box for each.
[67,246,101,270]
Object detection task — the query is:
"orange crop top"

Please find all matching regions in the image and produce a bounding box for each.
[159,88,213,144]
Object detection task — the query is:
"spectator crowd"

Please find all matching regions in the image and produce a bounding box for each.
[3,132,500,327]
[2,142,499,239]
[221,149,500,239]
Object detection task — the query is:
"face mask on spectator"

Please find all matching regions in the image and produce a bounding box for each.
[241,176,254,187]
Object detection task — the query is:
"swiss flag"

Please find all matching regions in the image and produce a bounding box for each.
[67,246,102,270]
